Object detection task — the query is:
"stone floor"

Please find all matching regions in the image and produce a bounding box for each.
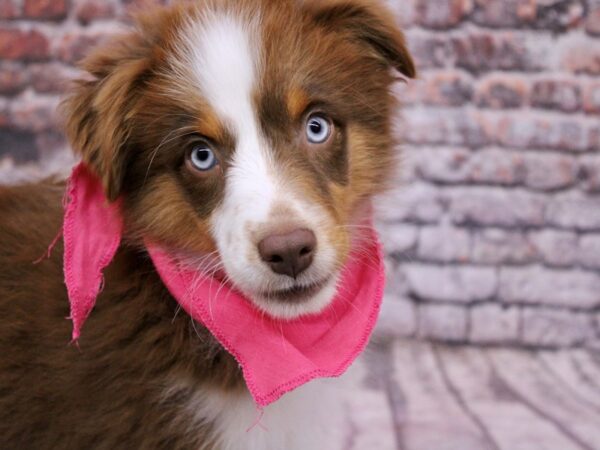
[341,339,600,450]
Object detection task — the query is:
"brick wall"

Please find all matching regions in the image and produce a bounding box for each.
[1,0,599,349]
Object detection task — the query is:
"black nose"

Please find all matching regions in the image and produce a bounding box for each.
[258,229,317,279]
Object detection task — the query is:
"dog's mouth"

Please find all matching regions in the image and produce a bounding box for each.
[192,260,334,305]
[259,277,331,303]
[181,251,340,319]
[250,274,340,319]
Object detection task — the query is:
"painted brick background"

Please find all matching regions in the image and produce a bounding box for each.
[1,0,599,349]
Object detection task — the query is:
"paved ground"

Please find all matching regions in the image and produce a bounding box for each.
[341,339,600,450]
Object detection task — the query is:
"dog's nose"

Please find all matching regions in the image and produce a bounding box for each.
[258,229,317,279]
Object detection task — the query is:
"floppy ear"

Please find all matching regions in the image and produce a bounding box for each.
[304,0,416,79]
[61,32,152,202]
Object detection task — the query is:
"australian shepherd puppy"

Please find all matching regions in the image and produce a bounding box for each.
[0,0,415,448]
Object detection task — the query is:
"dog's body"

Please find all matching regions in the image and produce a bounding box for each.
[0,0,414,448]
[0,183,238,449]
[0,183,347,449]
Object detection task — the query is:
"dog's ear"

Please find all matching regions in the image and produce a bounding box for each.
[61,31,152,201]
[304,0,416,79]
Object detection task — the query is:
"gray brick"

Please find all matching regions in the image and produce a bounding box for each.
[587,0,600,36]
[495,114,591,152]
[418,148,576,191]
[377,183,445,224]
[472,229,536,264]
[470,304,520,344]
[522,308,595,347]
[376,295,417,339]
[534,0,586,32]
[385,260,410,298]
[415,148,524,187]
[522,153,577,191]
[407,70,474,107]
[383,0,415,27]
[452,31,542,72]
[8,94,61,133]
[471,0,584,31]
[475,74,528,109]
[500,266,600,309]
[578,234,600,270]
[404,30,451,69]
[418,304,468,342]
[402,107,491,148]
[448,187,546,228]
[411,147,472,184]
[579,155,600,193]
[583,80,600,113]
[377,222,418,256]
[467,149,524,186]
[404,264,497,303]
[529,230,578,267]
[417,225,471,262]
[561,33,600,75]
[546,192,600,231]
[531,79,582,112]
[471,0,533,28]
[415,0,471,29]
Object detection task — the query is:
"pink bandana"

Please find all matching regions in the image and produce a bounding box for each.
[62,163,386,406]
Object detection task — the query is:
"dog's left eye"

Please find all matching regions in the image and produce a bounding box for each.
[306,114,332,144]
[188,145,218,172]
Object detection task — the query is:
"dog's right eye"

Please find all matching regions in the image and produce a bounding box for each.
[186,144,219,174]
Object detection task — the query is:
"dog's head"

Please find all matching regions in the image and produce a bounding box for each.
[62,0,415,319]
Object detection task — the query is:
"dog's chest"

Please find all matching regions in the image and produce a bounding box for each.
[175,377,347,450]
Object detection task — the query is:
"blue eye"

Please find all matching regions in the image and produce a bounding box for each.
[306,114,331,144]
[189,145,218,171]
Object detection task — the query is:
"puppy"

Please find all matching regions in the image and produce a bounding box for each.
[0,0,415,448]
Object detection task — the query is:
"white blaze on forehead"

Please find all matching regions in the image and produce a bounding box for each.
[184,13,278,222]
[190,14,258,134]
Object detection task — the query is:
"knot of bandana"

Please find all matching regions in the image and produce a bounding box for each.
[62,163,386,406]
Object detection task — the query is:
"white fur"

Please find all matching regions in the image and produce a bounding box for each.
[179,13,341,319]
[171,375,348,450]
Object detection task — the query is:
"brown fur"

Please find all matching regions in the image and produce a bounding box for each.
[0,182,244,449]
[0,0,414,448]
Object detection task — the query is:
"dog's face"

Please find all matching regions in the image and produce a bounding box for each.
[63,0,415,319]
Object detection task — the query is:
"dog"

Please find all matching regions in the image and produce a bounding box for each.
[0,0,415,448]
